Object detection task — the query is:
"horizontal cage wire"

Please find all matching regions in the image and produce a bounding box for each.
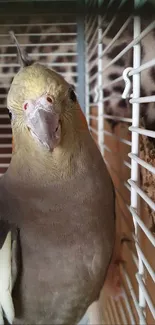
[0,1,154,324]
[85,0,155,324]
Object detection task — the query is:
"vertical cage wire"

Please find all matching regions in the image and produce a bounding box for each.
[0,1,154,324]
[85,16,90,125]
[130,15,146,317]
[97,14,104,156]
[85,1,155,324]
[77,12,85,112]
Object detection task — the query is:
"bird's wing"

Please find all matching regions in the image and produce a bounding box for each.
[0,220,19,325]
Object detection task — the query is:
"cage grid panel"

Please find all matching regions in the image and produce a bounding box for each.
[0,1,154,324]
[85,1,155,324]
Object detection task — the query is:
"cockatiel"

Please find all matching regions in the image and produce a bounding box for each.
[0,32,115,325]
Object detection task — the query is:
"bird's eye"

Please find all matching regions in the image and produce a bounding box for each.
[69,89,76,102]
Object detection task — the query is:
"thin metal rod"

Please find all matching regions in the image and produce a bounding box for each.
[88,113,132,123]
[77,13,85,112]
[88,57,98,73]
[129,207,155,247]
[85,55,90,124]
[103,146,131,169]
[122,286,136,324]
[100,16,132,59]
[123,240,139,268]
[104,130,131,146]
[129,58,155,76]
[121,265,146,325]
[87,27,98,53]
[87,42,98,62]
[89,71,98,84]
[103,114,132,122]
[129,153,155,174]
[99,15,117,42]
[0,72,78,78]
[97,15,104,155]
[107,303,116,325]
[0,52,77,58]
[102,76,123,89]
[85,16,94,34]
[124,160,131,169]
[0,62,77,68]
[0,95,7,98]
[89,103,98,107]
[0,42,77,47]
[101,20,155,73]
[0,164,9,168]
[130,95,155,103]
[0,144,11,148]
[105,310,111,324]
[128,179,155,211]
[110,298,121,324]
[129,126,155,138]
[0,134,12,138]
[0,124,11,128]
[135,243,155,282]
[130,15,146,311]
[102,95,122,103]
[85,17,97,42]
[0,23,76,27]
[0,85,10,88]
[0,115,9,118]
[0,154,11,158]
[1,32,76,37]
[118,300,129,325]
[89,126,98,136]
[136,273,155,319]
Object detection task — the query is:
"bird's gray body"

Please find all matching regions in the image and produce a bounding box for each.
[0,132,115,325]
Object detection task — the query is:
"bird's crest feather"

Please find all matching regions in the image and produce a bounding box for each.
[9,31,33,68]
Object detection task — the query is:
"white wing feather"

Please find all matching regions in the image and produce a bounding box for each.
[0,306,4,325]
[0,231,15,325]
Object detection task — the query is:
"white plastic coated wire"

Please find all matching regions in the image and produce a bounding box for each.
[1,4,154,324]
[101,19,155,72]
[129,15,147,312]
[0,52,77,57]
[122,67,133,99]
[129,153,155,174]
[85,3,155,324]
[129,207,155,247]
[121,265,147,325]
[97,16,104,155]
[100,16,132,59]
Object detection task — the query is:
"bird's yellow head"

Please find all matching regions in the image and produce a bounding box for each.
[7,32,88,154]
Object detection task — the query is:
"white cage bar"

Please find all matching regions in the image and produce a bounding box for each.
[84,0,155,324]
[0,1,154,324]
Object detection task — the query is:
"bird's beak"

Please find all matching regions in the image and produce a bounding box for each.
[24,94,61,150]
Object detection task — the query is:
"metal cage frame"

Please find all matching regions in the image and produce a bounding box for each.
[0,0,154,324]
[85,1,155,324]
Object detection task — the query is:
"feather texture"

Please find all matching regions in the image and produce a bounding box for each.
[0,231,14,324]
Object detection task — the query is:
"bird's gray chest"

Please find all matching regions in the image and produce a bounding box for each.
[11,182,93,255]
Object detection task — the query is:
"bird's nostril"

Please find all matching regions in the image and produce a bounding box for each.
[46,96,53,104]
